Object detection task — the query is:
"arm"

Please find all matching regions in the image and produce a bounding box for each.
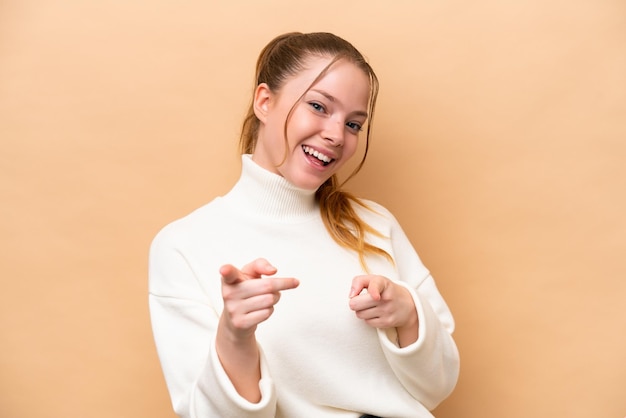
[348,207,460,410]
[215,261,299,402]
[376,276,459,410]
[384,215,459,409]
[148,227,297,417]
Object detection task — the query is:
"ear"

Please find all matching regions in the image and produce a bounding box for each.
[253,83,272,123]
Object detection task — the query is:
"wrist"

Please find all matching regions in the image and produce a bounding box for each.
[396,300,419,347]
[218,315,257,347]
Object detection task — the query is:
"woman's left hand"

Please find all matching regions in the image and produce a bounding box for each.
[348,275,419,347]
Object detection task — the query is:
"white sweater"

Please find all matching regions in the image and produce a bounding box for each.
[149,155,459,418]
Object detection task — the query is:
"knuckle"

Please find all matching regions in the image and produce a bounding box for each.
[224,305,238,318]
[259,307,274,322]
[221,287,234,299]
[382,314,397,328]
[260,279,274,294]
[231,316,248,329]
[263,293,276,307]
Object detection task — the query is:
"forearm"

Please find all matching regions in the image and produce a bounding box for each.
[215,316,262,403]
[396,309,419,348]
[378,286,459,409]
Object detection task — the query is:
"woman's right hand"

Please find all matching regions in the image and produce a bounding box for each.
[216,258,299,402]
[219,258,300,340]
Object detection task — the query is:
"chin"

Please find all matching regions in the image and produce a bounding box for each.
[287,174,329,191]
[294,180,324,191]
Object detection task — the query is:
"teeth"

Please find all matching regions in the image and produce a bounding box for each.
[302,146,332,163]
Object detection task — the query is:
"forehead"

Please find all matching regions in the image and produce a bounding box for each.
[281,56,371,104]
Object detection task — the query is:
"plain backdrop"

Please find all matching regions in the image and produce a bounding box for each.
[1,1,625,417]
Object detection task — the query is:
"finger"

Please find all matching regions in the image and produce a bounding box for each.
[349,293,376,311]
[242,278,299,321]
[220,259,277,286]
[226,276,300,300]
[230,307,275,330]
[349,275,371,298]
[263,277,300,293]
[233,291,282,314]
[220,264,246,285]
[354,305,381,321]
[366,279,385,301]
[240,258,277,278]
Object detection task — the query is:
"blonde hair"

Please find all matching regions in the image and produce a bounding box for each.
[240,32,392,269]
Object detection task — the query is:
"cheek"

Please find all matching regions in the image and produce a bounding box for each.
[287,109,320,140]
[342,136,360,160]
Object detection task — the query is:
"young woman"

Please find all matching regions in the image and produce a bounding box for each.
[149,32,459,418]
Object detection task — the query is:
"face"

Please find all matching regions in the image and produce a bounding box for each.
[252,56,371,190]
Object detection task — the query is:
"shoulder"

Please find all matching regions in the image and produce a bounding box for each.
[348,197,405,241]
[352,198,397,225]
[150,197,227,250]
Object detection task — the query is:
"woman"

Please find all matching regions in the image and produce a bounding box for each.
[149,32,459,418]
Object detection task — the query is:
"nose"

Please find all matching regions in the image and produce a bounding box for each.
[323,118,344,147]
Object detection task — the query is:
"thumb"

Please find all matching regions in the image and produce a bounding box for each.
[350,275,385,300]
[220,258,278,285]
[241,258,277,278]
[349,275,371,298]
[219,264,245,285]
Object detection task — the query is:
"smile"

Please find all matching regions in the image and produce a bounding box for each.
[302,145,334,166]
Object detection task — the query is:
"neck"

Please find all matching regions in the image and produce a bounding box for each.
[223,155,319,222]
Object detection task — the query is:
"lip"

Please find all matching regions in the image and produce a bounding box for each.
[301,144,338,165]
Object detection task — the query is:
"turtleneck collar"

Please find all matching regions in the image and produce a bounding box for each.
[221,154,319,222]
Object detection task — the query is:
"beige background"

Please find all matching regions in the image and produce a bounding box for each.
[1,1,625,417]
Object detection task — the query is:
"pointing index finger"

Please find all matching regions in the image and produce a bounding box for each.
[271,277,300,292]
[349,275,383,300]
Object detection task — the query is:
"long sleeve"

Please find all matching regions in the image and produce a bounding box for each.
[369,206,460,410]
[149,156,459,417]
[148,225,277,418]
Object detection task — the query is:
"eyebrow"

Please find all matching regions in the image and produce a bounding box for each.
[310,89,369,118]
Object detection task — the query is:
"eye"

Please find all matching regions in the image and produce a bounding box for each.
[308,102,326,113]
[346,121,363,132]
